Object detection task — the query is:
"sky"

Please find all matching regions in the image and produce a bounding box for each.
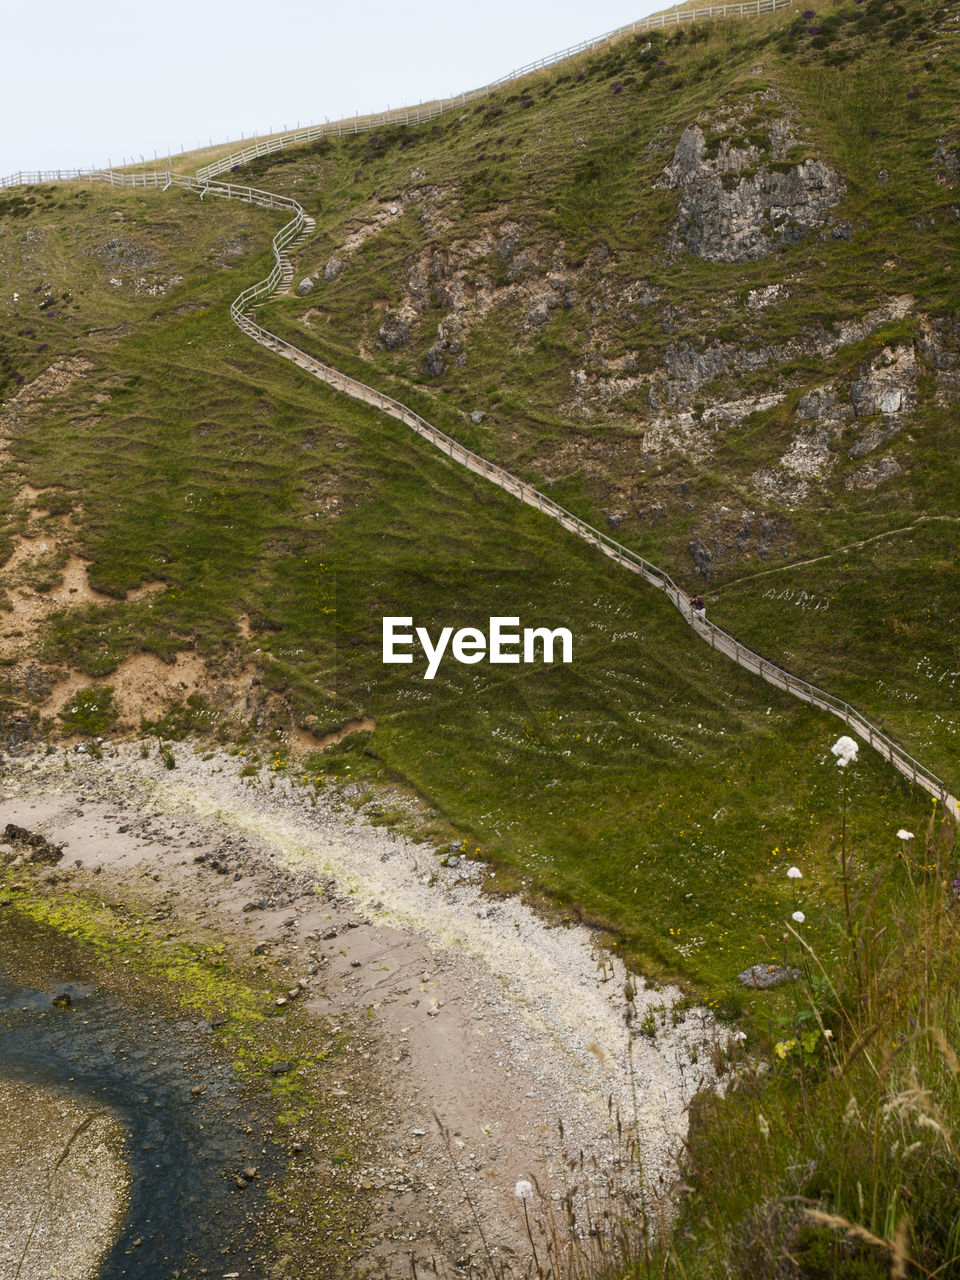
[1,0,675,176]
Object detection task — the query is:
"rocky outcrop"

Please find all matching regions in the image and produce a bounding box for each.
[662,118,845,263]
[843,454,902,491]
[932,139,960,185]
[849,344,917,417]
[377,308,415,350]
[2,822,64,864]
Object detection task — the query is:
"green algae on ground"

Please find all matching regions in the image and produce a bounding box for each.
[0,867,382,1277]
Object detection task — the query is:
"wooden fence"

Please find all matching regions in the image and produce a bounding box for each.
[2,0,794,191]
[194,0,794,180]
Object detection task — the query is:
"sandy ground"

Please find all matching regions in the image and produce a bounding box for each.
[0,743,725,1275]
[0,1078,129,1280]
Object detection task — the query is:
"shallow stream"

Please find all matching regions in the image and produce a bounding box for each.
[0,919,279,1279]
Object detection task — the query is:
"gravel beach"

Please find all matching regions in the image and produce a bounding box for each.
[0,742,724,1274]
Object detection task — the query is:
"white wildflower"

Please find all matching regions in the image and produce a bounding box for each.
[831,735,859,768]
[792,910,805,924]
[896,829,914,841]
[787,866,802,880]
[732,1030,747,1043]
[757,1113,770,1140]
[515,1180,534,1201]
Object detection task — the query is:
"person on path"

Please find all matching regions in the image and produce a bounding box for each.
[692,594,706,623]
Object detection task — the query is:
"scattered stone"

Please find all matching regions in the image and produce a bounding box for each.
[3,823,64,865]
[323,257,344,282]
[469,410,485,424]
[270,1061,292,1075]
[297,277,314,297]
[737,964,801,989]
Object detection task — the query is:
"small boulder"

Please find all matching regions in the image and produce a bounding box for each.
[297,277,314,297]
[423,344,446,378]
[737,964,800,989]
[323,257,344,282]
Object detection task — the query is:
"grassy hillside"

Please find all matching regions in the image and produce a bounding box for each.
[1,0,955,989]
[246,0,959,782]
[3,2,960,1276]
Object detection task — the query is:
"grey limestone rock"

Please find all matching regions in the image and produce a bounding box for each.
[377,311,412,350]
[296,276,314,297]
[663,123,845,263]
[848,423,900,460]
[797,387,837,420]
[842,454,902,491]
[689,537,713,579]
[422,344,446,378]
[323,256,344,282]
[738,964,801,989]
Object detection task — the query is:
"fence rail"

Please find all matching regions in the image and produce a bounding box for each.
[193,0,793,180]
[2,0,794,192]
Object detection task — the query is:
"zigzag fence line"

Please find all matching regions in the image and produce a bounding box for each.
[1,143,956,822]
[194,0,793,180]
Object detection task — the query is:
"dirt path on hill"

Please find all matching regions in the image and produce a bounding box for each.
[0,743,722,1277]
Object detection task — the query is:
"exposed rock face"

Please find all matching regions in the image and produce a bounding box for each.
[738,964,800,989]
[843,454,902,491]
[849,344,917,417]
[663,122,845,262]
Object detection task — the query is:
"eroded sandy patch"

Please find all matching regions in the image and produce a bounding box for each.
[289,715,377,754]
[40,650,254,728]
[1,549,113,650]
[0,357,94,424]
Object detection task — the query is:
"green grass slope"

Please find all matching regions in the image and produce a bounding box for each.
[0,172,935,1009]
[236,0,959,785]
[2,5,960,1277]
[1,0,954,1002]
